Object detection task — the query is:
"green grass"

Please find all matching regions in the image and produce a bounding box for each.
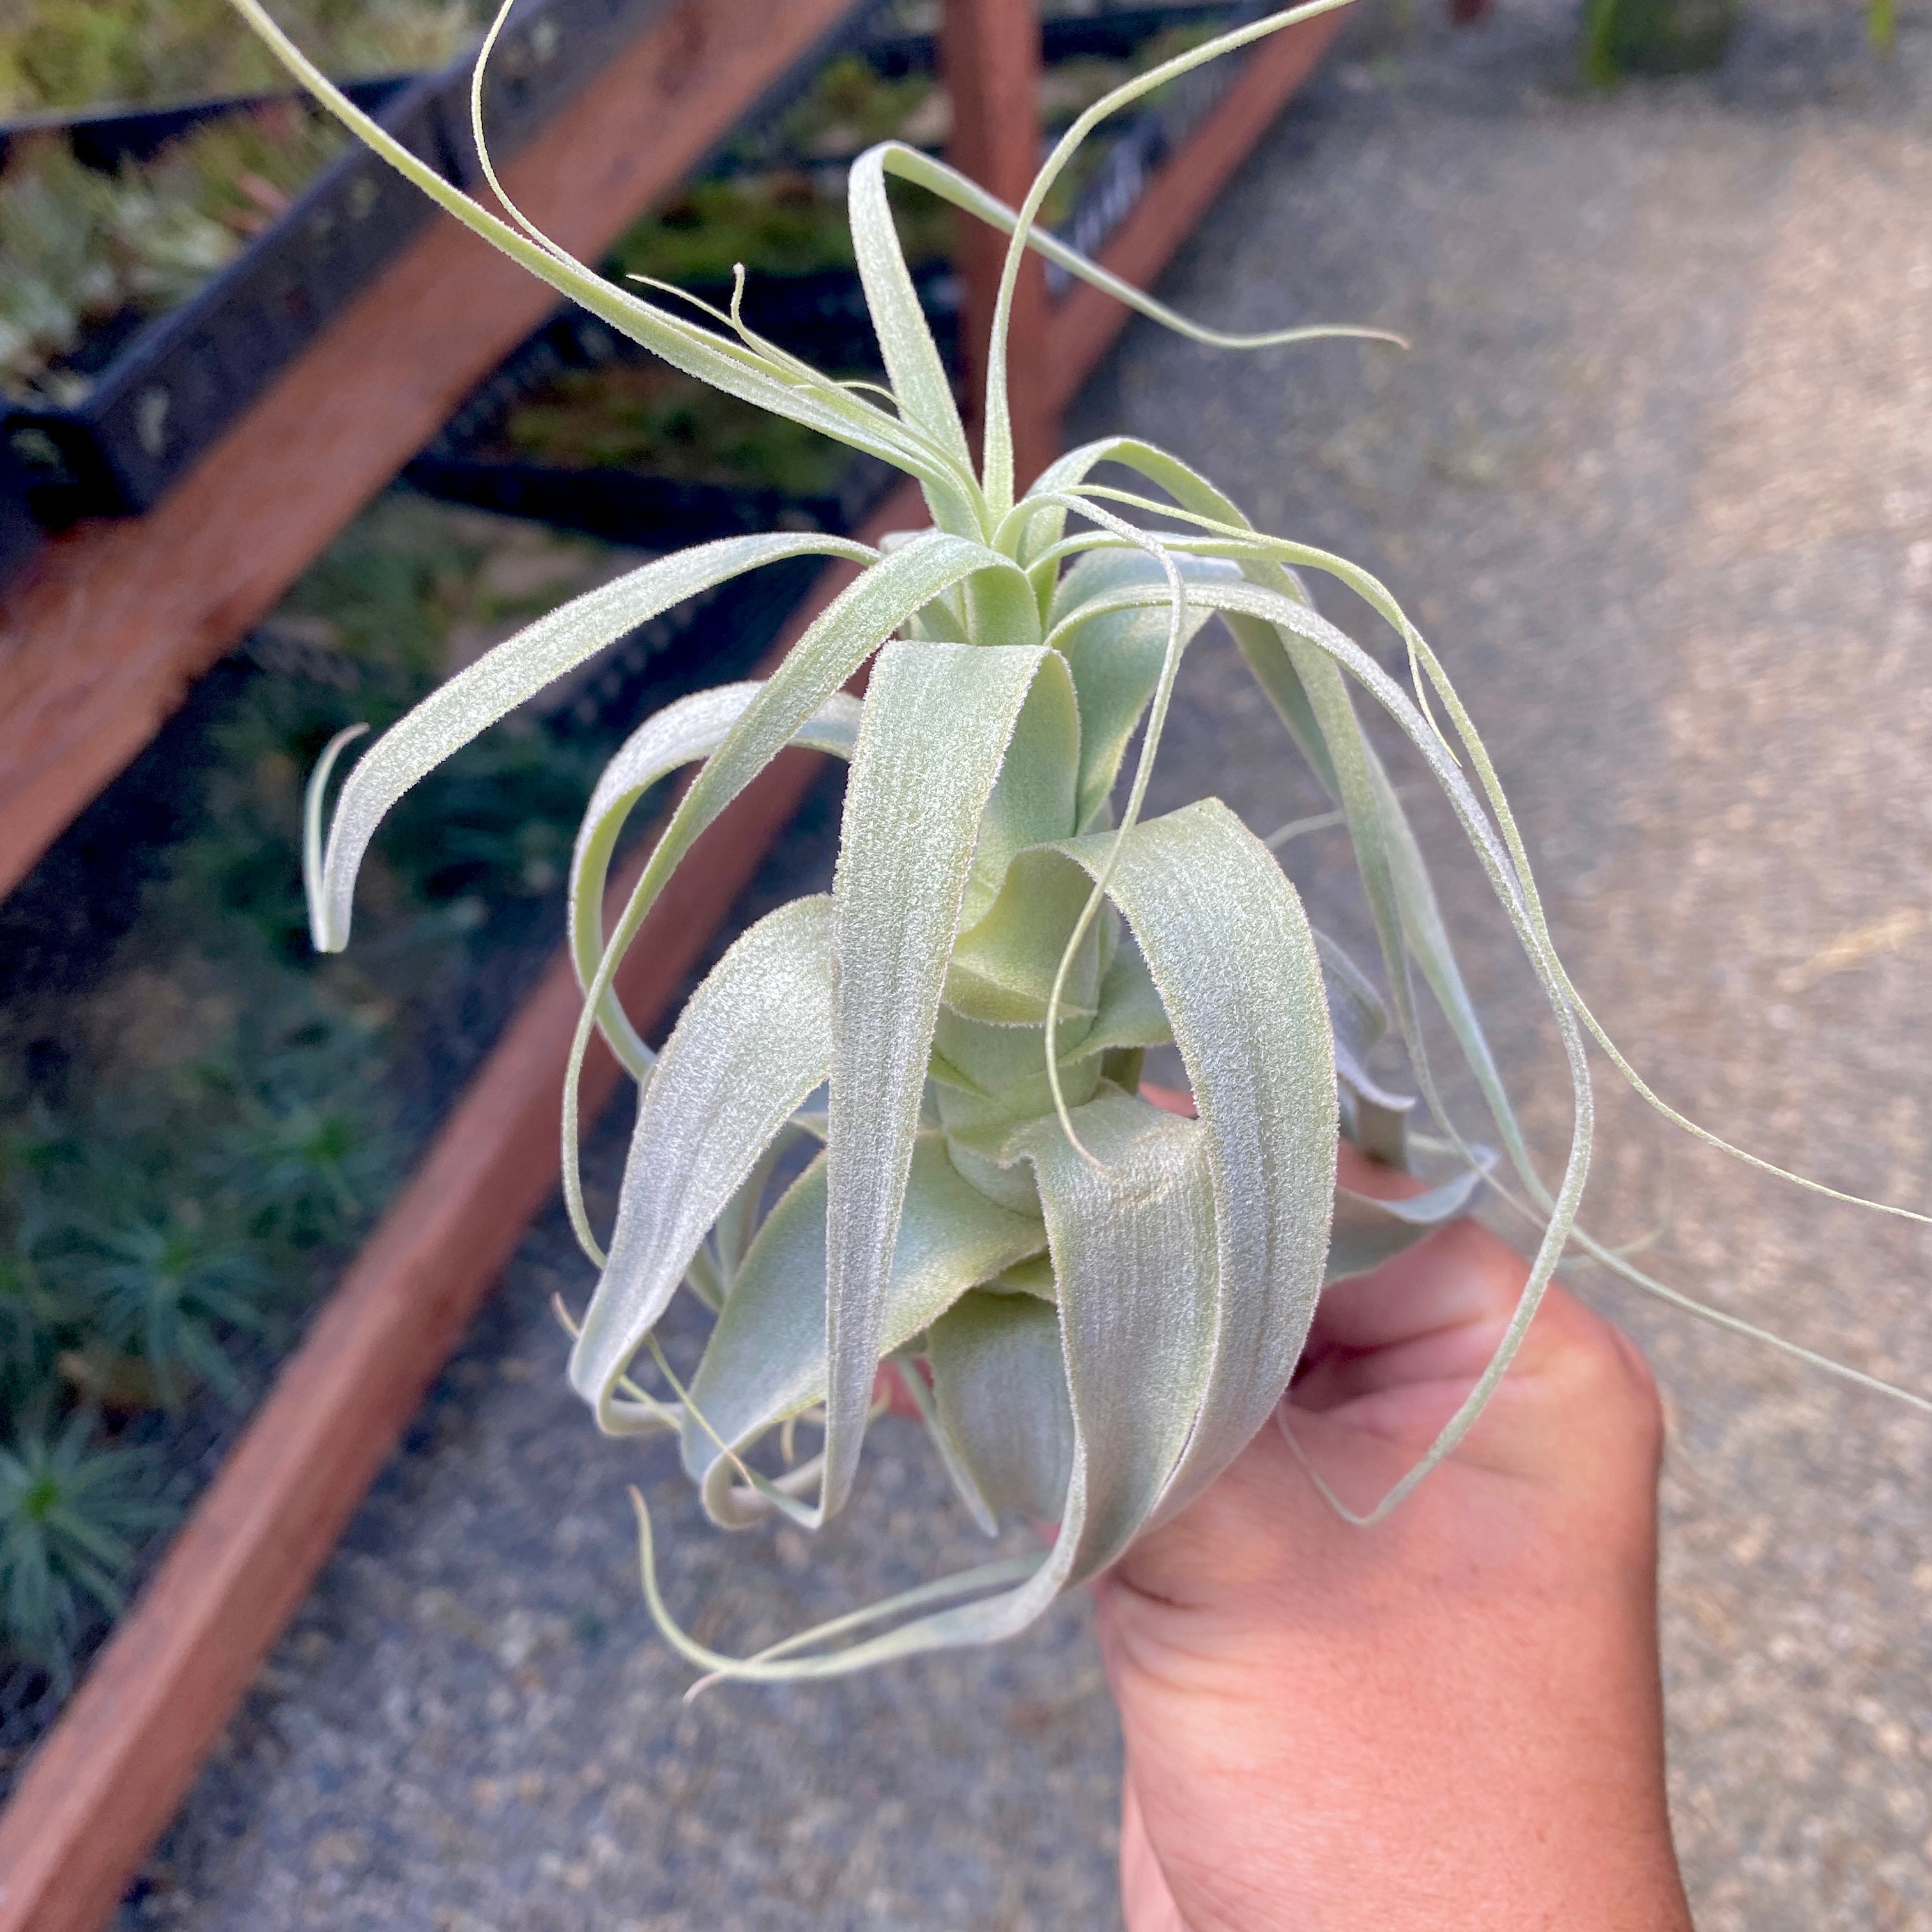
[0,1408,169,1690]
[0,0,489,114]
[0,494,639,1690]
[608,169,954,289]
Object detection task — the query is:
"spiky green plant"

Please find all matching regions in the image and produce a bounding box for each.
[0,0,488,116]
[238,0,1929,1682]
[0,1406,170,1688]
[82,1202,270,1408]
[0,104,348,401]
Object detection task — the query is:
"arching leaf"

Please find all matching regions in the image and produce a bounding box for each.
[638,1086,1219,1676]
[847,147,970,475]
[568,896,833,1435]
[1039,803,1338,1522]
[569,682,862,1079]
[1048,548,1236,827]
[224,0,986,530]
[679,1140,1045,1505]
[1326,1167,1489,1284]
[558,536,1032,1256]
[820,641,1077,1519]
[927,1292,1075,1526]
[305,533,871,951]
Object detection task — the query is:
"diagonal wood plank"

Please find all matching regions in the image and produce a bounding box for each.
[0,479,922,1932]
[0,0,860,906]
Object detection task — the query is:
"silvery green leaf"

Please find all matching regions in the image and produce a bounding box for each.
[983,1255,1057,1302]
[1041,437,1498,1133]
[942,857,1099,1027]
[306,534,871,953]
[1348,1096,1411,1170]
[711,1122,813,1289]
[569,682,862,1080]
[1314,928,1391,1061]
[648,1086,1220,1675]
[1326,1167,1489,1284]
[958,637,1081,930]
[1046,440,1478,1192]
[1048,548,1236,827]
[680,1139,1045,1500]
[1036,544,1551,1151]
[873,95,1391,510]
[931,940,1169,1105]
[1312,928,1416,1163]
[928,1292,1075,1526]
[579,534,1018,1029]
[847,146,969,474]
[876,138,1363,355]
[560,537,1034,1257]
[569,895,834,1435]
[821,641,1076,1519]
[930,945,1170,1176]
[1011,1089,1218,1578]
[224,0,985,528]
[888,1346,999,1536]
[1038,803,1338,1524]
[1067,564,1598,1517]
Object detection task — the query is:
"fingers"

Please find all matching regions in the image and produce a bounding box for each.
[1334,1135,1425,1200]
[871,1358,927,1421]
[1294,1320,1517,1418]
[1119,1773,1191,1932]
[1302,1215,1530,1360]
[1140,1080,1195,1119]
[1298,1253,1666,1495]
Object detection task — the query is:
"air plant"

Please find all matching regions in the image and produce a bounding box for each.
[239,0,1928,1682]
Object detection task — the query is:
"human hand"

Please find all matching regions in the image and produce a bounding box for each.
[1101,1091,1690,1932]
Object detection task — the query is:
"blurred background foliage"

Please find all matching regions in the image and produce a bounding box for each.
[0,495,634,1690]
[0,0,489,112]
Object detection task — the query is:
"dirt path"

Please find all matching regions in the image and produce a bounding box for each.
[142,3,1932,1926]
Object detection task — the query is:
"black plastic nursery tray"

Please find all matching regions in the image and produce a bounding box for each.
[0,72,417,174]
[861,0,1260,77]
[400,279,936,549]
[0,0,678,586]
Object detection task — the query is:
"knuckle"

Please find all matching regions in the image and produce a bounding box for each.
[1580,1309,1668,1458]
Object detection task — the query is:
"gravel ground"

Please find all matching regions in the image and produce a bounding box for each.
[139,1,1932,1924]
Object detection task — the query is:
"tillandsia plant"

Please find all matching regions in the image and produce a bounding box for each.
[237,0,1929,1680]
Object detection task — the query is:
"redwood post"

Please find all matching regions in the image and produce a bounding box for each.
[940,0,1058,492]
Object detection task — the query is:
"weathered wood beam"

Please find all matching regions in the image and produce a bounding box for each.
[940,0,1057,489]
